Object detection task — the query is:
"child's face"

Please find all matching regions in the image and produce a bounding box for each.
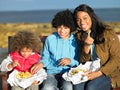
[57,25,70,39]
[20,47,32,58]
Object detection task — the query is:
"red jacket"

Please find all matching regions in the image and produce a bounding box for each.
[10,52,40,72]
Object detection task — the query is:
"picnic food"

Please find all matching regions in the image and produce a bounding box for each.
[16,71,32,79]
[70,69,86,75]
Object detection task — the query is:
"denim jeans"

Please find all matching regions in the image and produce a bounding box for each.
[73,75,112,90]
[41,74,73,90]
[12,85,38,90]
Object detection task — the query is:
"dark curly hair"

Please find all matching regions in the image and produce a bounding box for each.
[52,9,75,32]
[74,4,111,44]
[10,30,41,53]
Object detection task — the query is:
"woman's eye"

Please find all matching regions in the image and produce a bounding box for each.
[76,19,80,22]
[83,17,87,20]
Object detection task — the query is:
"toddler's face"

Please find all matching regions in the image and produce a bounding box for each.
[20,47,32,58]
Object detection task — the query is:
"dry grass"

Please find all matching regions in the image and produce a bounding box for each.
[0,23,55,48]
[105,22,120,32]
[0,22,120,48]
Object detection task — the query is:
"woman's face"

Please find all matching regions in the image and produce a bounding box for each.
[57,25,70,39]
[76,11,92,31]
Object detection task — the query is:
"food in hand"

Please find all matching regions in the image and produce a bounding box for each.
[16,71,32,79]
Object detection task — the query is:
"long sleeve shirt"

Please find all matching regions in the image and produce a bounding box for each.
[40,32,79,74]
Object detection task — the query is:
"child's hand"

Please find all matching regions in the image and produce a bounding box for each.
[30,62,43,74]
[12,60,21,67]
[59,58,71,66]
[32,80,39,85]
[8,60,20,69]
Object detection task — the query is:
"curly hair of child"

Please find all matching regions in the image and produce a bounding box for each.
[10,30,41,53]
[52,9,75,32]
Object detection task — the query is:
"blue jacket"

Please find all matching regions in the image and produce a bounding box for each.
[40,32,79,74]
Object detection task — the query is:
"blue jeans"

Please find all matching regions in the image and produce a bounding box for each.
[41,74,73,90]
[73,75,112,90]
[12,85,38,90]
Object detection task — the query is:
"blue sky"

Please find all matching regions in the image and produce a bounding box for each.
[0,0,120,11]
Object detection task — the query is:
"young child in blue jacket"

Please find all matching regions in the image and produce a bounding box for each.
[31,9,79,90]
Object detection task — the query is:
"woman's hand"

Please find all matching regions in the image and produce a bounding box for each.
[84,34,94,45]
[84,70,103,80]
[84,34,94,54]
[59,58,71,66]
[30,62,44,74]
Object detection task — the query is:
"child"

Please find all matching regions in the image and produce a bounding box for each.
[0,30,47,90]
[30,9,79,90]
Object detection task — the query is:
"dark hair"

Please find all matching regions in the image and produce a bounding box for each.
[74,4,111,44]
[10,30,41,53]
[52,9,75,32]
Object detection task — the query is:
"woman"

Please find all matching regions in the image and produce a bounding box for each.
[31,9,79,90]
[73,4,120,90]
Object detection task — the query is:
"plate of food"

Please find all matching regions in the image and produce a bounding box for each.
[69,68,87,76]
[16,71,32,79]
